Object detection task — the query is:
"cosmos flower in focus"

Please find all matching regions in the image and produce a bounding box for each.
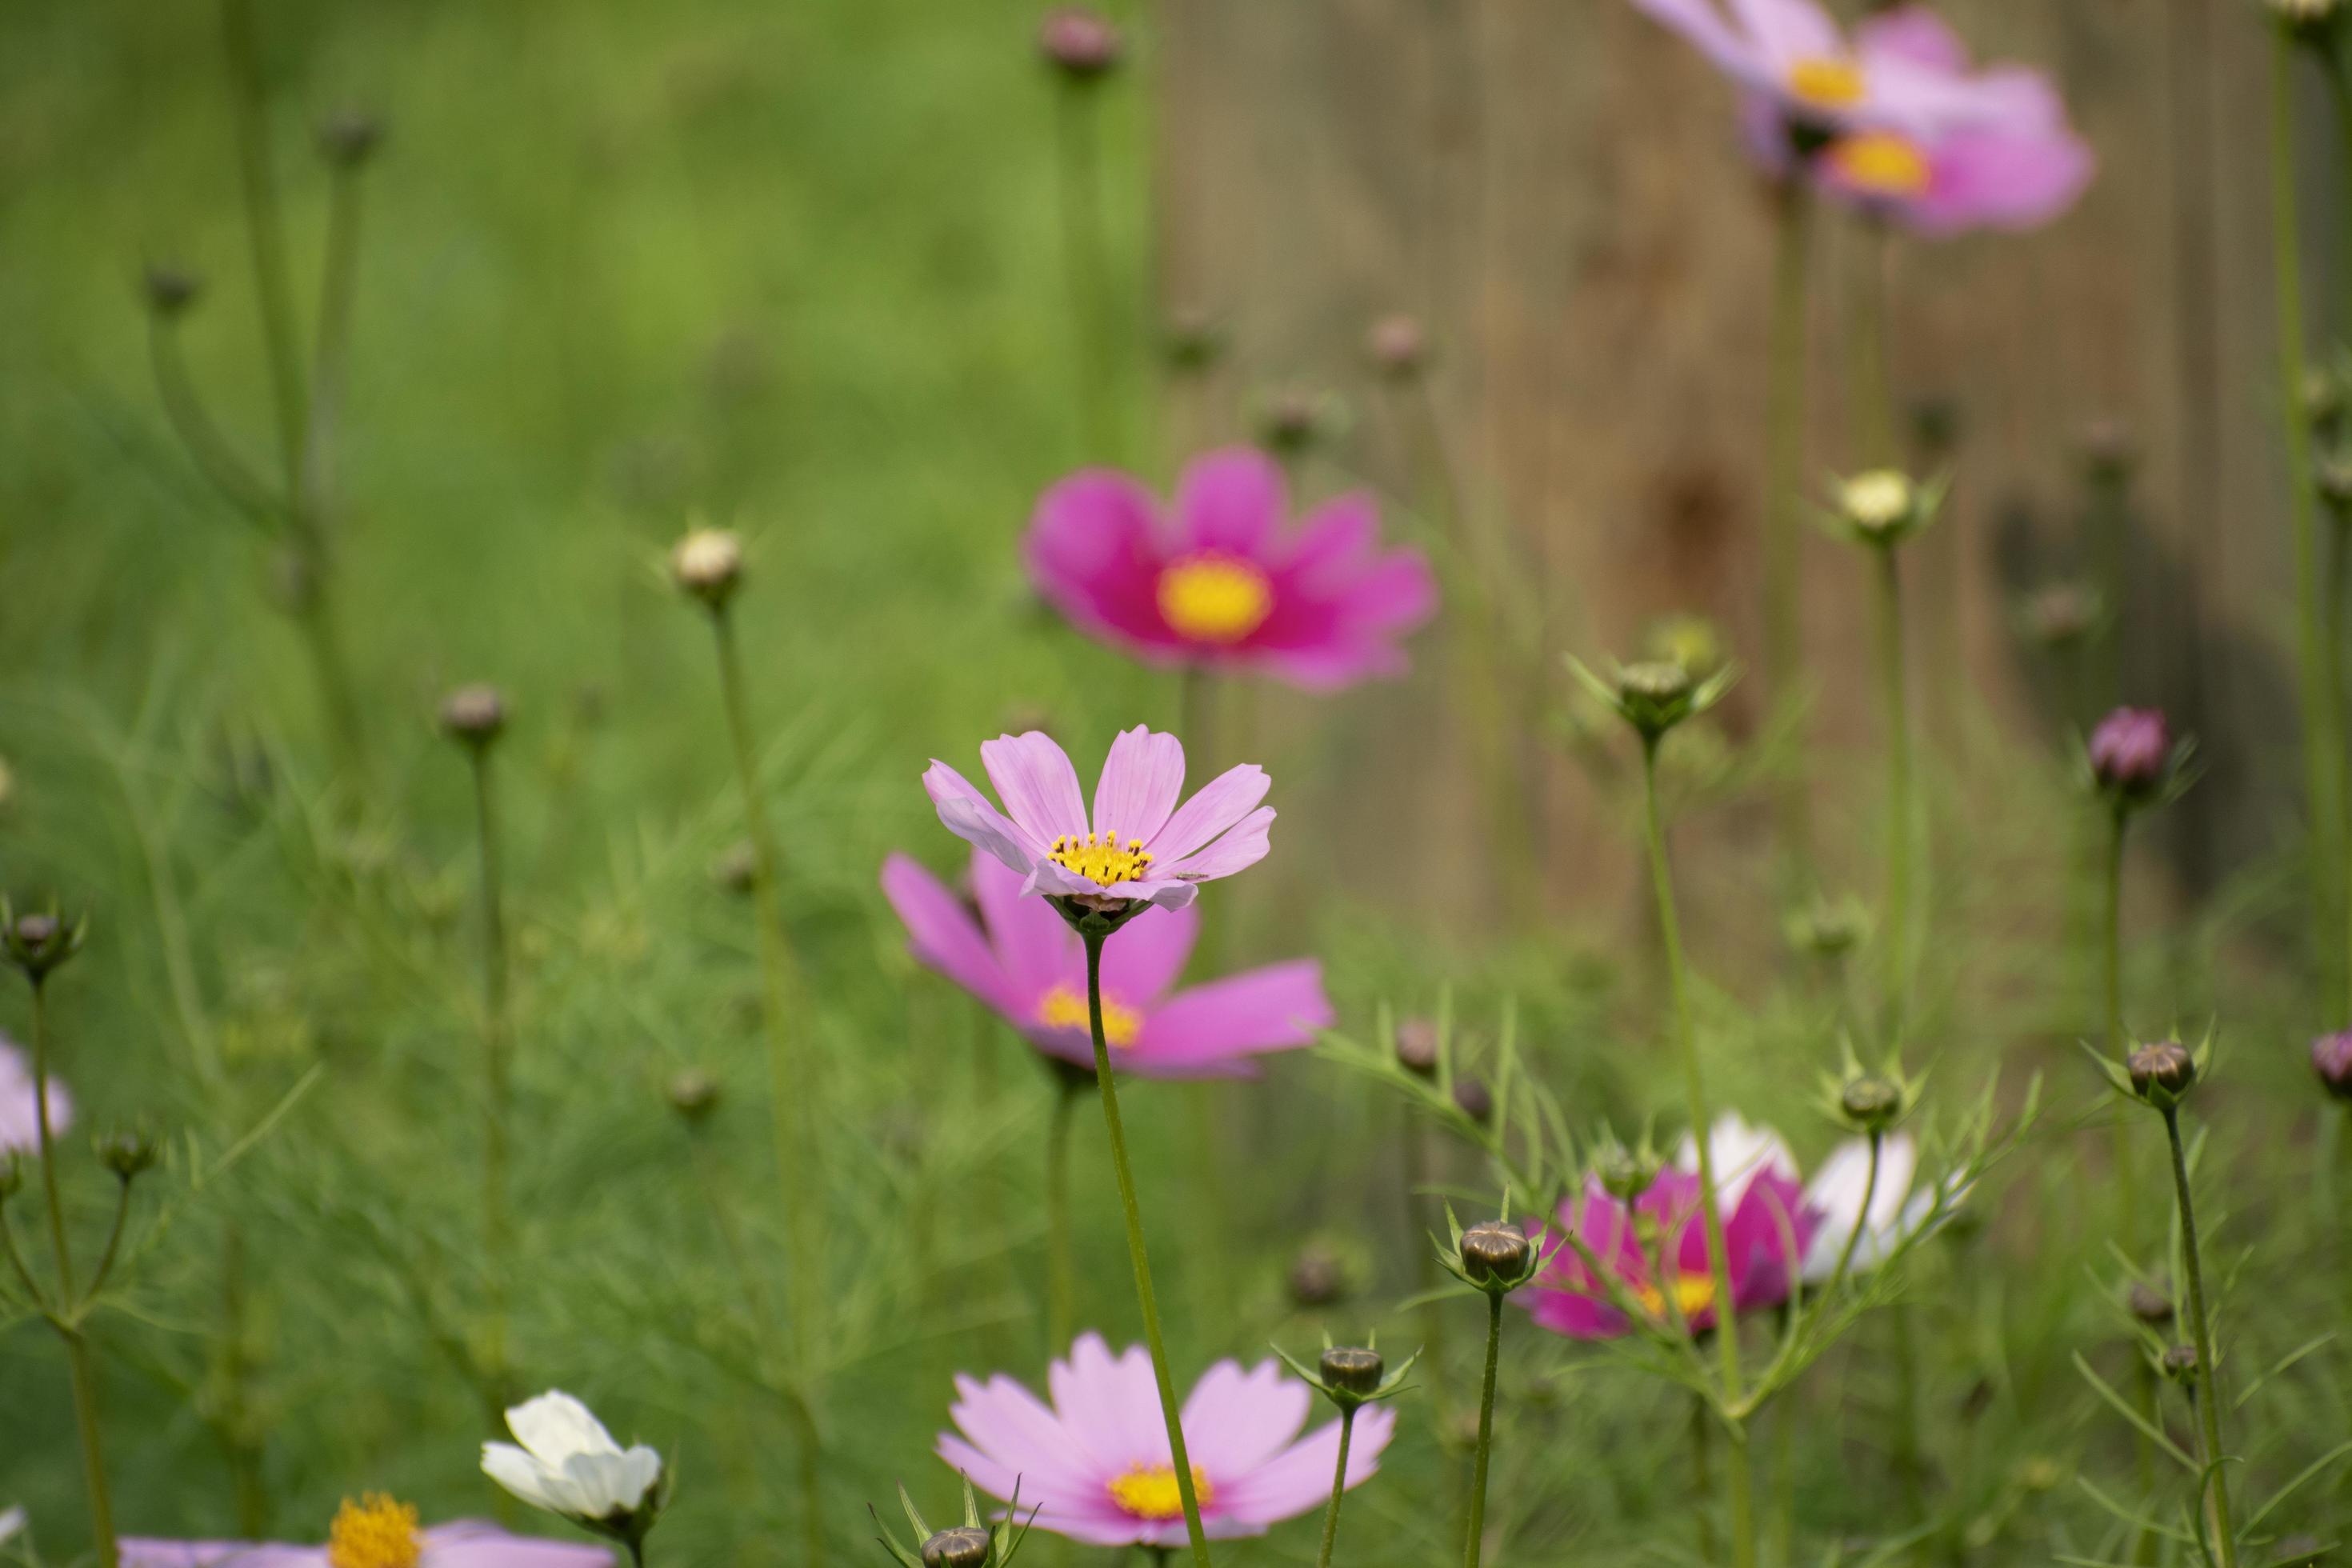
[0,1037,70,1156]
[482,1391,663,1546]
[1025,449,1437,690]
[924,726,1273,913]
[882,848,1330,1078]
[120,1494,612,1568]
[938,1333,1397,1548]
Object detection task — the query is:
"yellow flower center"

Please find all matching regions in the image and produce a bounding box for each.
[1047,831,1154,888]
[1826,131,1931,198]
[326,1494,422,1568]
[1107,1464,1214,1522]
[1786,57,1866,110]
[1634,1272,1718,1326]
[1157,554,1274,643]
[1036,982,1143,1047]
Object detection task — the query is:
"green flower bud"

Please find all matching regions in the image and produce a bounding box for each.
[1318,1346,1383,1397]
[2126,1040,2196,1106]
[921,1526,993,1568]
[1459,1220,1531,1286]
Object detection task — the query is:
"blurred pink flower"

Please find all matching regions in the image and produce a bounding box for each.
[882,848,1330,1078]
[1024,448,1436,690]
[122,1519,610,1567]
[0,1037,70,1156]
[924,726,1272,912]
[938,1332,1396,1549]
[1527,1114,1824,1340]
[1638,0,2093,234]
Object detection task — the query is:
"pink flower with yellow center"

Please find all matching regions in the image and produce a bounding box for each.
[924,726,1273,912]
[120,1494,611,1568]
[882,847,1331,1078]
[1024,448,1437,690]
[938,1333,1397,1548]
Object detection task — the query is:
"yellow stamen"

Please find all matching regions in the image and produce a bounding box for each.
[1634,1273,1718,1326]
[1786,56,1866,110]
[1826,130,1931,198]
[1037,982,1143,1047]
[1157,553,1274,643]
[326,1494,422,1568]
[1107,1463,1214,1522]
[1047,830,1154,889]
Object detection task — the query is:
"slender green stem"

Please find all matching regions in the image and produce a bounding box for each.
[1768,1395,1794,1568]
[219,0,308,504]
[2274,30,2343,1023]
[1764,181,1817,890]
[2102,806,2140,1254]
[1054,80,1115,460]
[62,1330,119,1568]
[219,1223,267,1536]
[1850,219,1896,467]
[0,1202,43,1311]
[2162,1107,2238,1568]
[1464,1290,1502,1568]
[78,1180,134,1311]
[1822,1131,1882,1304]
[30,985,75,1297]
[1873,546,1914,1046]
[1082,926,1211,1568]
[1046,1078,1079,1355]
[1314,1407,1358,1568]
[468,746,513,1413]
[1689,1391,1718,1566]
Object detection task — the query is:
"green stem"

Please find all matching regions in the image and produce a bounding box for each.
[1821,1131,1882,1305]
[1314,1407,1357,1568]
[2274,30,2343,1023]
[1464,1290,1502,1568]
[1850,219,1896,467]
[1082,926,1211,1568]
[219,0,308,506]
[2162,1106,2237,1568]
[2103,806,2140,1251]
[1764,181,1817,890]
[1874,545,1914,1046]
[1690,1391,1718,1566]
[1054,80,1116,461]
[1046,1078,1079,1356]
[29,981,118,1568]
[469,746,513,1414]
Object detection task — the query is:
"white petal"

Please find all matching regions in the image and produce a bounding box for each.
[483,1445,573,1514]
[0,1506,23,1546]
[506,1390,621,1462]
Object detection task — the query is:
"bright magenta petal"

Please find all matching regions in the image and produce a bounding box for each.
[1172,448,1286,555]
[881,854,1019,1017]
[1134,959,1328,1072]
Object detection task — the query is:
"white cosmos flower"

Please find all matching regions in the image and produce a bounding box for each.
[1799,1134,1966,1283]
[482,1390,663,1525]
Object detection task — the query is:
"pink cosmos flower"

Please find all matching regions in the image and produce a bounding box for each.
[1639,0,2093,235]
[1527,1114,1824,1339]
[1024,448,1437,690]
[0,1037,70,1156]
[882,848,1330,1078]
[924,726,1272,913]
[121,1498,610,1568]
[938,1333,1396,1548]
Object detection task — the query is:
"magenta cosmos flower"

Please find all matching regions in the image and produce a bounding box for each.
[1528,1114,1824,1339]
[121,1494,611,1568]
[1638,0,2092,235]
[1024,448,1437,690]
[925,726,1271,913]
[939,1332,1396,1548]
[882,848,1330,1078]
[0,1036,70,1156]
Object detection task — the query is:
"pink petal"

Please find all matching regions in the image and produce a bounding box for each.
[1025,471,1186,655]
[1632,0,1774,90]
[1148,766,1272,864]
[1215,1406,1397,1526]
[972,850,1078,1005]
[1723,0,1846,72]
[881,855,1019,1017]
[1097,901,1200,1008]
[118,1547,323,1568]
[944,1370,1098,1491]
[1050,1334,1170,1467]
[981,733,1091,847]
[1854,5,1969,70]
[926,761,1045,876]
[1178,1358,1310,1475]
[1899,123,2094,236]
[1172,449,1286,557]
[422,1524,616,1566]
[1157,806,1275,883]
[1092,727,1187,847]
[1278,494,1378,578]
[1526,1286,1634,1340]
[1132,962,1330,1073]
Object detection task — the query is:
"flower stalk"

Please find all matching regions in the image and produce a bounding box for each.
[1464,1290,1503,1568]
[1872,543,1914,1044]
[2161,1104,2236,1568]
[461,722,514,1420]
[1313,1405,1356,1568]
[1764,180,1816,886]
[1081,921,1212,1568]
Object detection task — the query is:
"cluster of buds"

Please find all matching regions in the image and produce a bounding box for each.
[1037,7,1122,81]
[1438,1207,1542,1298]
[1823,469,1942,549]
[2082,706,2194,814]
[1568,654,1737,746]
[873,1474,1038,1568]
[1275,1331,1419,1416]
[2,902,85,985]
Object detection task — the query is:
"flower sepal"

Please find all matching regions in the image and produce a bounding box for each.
[871,1474,1039,1568]
[1271,1331,1421,1415]
[1,898,86,982]
[2084,1026,2213,1114]
[1566,655,1738,746]
[1817,1042,1922,1137]
[1818,469,1946,549]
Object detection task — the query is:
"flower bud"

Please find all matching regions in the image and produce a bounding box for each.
[1450,1075,1493,1126]
[144,264,203,318]
[1784,894,1870,961]
[1393,1017,1439,1078]
[1591,1145,1642,1202]
[1615,660,1698,739]
[670,528,745,609]
[1255,386,1334,457]
[2126,1280,2174,1326]
[1318,1345,1384,1396]
[2078,417,2134,486]
[1838,1075,1902,1133]
[3,909,82,981]
[1459,1219,1530,1285]
[98,1127,159,1182]
[921,1526,994,1568]
[1835,469,1923,541]
[2126,1040,2196,1104]
[1287,1243,1346,1308]
[1037,8,1121,79]
[2159,1342,2200,1383]
[2087,706,2170,798]
[2274,0,2350,49]
[439,684,507,749]
[710,842,760,896]
[2020,582,2098,650]
[1367,314,1426,378]
[318,110,386,168]
[2313,1031,2352,1101]
[666,1069,721,1123]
